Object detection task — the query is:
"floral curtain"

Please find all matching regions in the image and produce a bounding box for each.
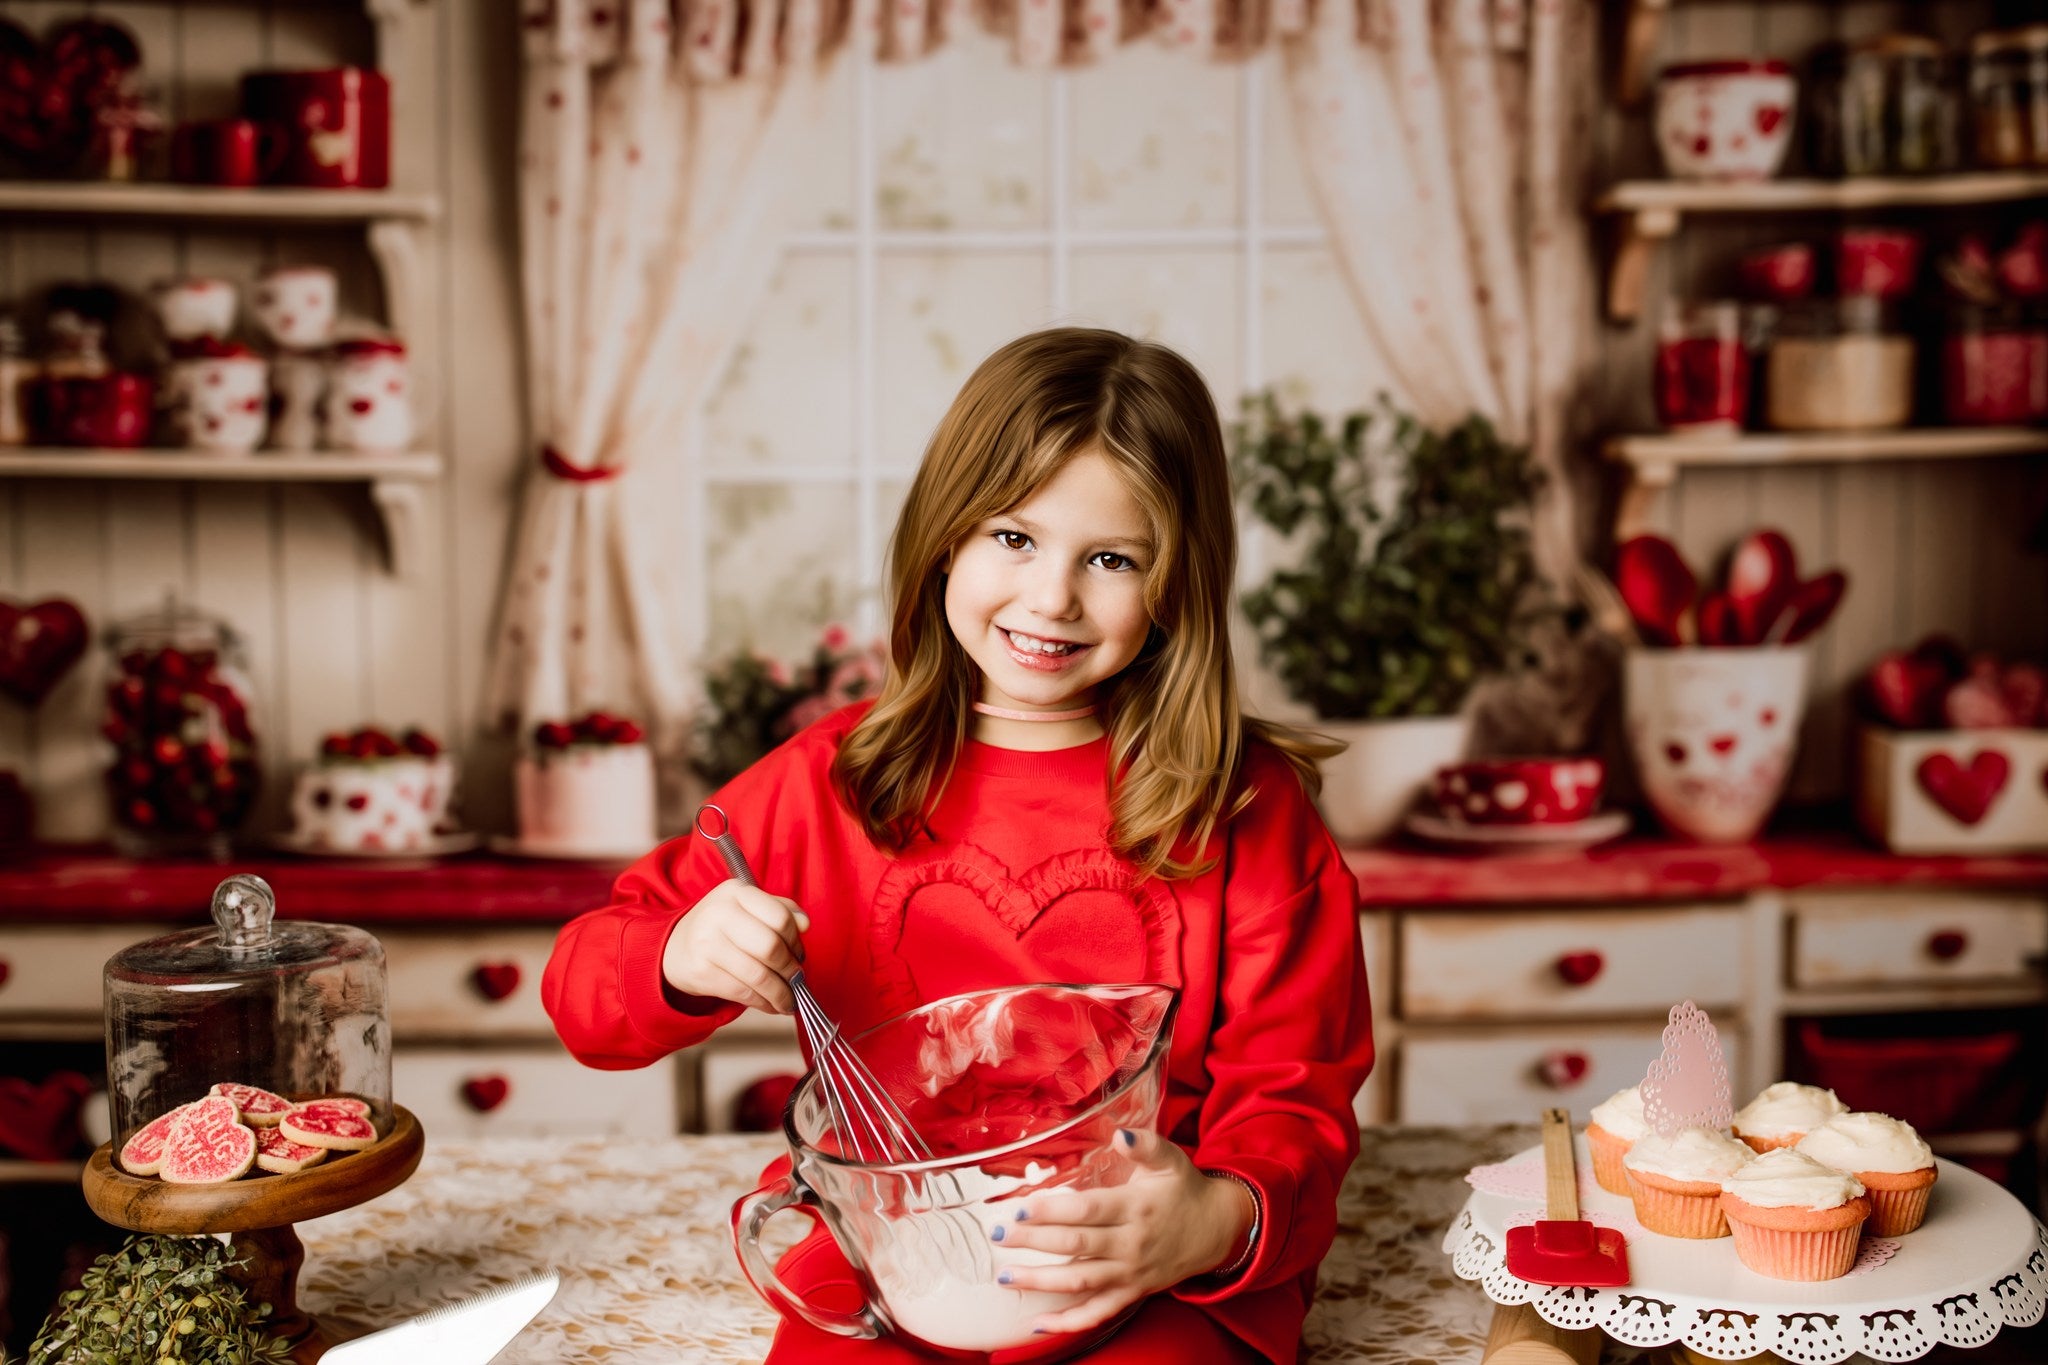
[490,0,1592,751]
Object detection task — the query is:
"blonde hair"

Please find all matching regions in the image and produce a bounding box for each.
[833,327,1337,879]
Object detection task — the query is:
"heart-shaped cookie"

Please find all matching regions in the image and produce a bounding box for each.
[1915,750,2010,826]
[0,597,88,706]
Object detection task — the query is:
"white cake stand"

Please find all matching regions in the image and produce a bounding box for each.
[1446,1139,2047,1363]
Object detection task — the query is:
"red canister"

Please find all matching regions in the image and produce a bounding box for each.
[240,67,390,189]
[38,373,155,448]
[1942,304,2048,424]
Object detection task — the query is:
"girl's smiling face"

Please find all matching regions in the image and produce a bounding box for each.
[945,448,1156,717]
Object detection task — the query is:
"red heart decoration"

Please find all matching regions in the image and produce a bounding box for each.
[0,957,10,990]
[1915,750,2011,826]
[1555,951,1604,987]
[1665,742,1688,765]
[866,843,1183,1020]
[0,1071,93,1161]
[1754,105,1786,136]
[460,1076,510,1113]
[1538,1051,1590,1088]
[1709,734,1738,755]
[471,961,522,1002]
[0,597,88,707]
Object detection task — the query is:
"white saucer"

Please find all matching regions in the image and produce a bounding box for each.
[488,835,650,863]
[267,831,480,861]
[1404,808,1629,853]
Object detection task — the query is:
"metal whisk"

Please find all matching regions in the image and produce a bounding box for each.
[694,805,935,1166]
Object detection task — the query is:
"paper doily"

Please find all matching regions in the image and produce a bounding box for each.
[1446,1144,2047,1362]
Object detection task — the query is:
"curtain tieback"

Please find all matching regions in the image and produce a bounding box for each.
[541,444,620,482]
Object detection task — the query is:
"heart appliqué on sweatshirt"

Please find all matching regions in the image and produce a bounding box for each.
[867,842,1182,1014]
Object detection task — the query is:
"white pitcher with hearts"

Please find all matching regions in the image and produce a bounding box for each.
[1625,645,1810,843]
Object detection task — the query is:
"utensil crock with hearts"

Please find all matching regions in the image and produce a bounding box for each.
[1625,645,1810,844]
[1655,59,1798,181]
[734,982,1176,1362]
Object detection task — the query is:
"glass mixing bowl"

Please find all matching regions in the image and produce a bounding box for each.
[734,982,1178,1361]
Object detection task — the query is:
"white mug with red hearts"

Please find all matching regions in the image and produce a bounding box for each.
[325,337,412,453]
[1654,59,1797,182]
[151,278,238,343]
[1625,645,1809,844]
[252,265,338,352]
[168,341,269,455]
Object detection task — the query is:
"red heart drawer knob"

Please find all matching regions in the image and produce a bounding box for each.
[461,1076,510,1113]
[1555,951,1604,987]
[1926,930,1968,961]
[0,959,10,990]
[1538,1051,1590,1089]
[471,961,522,1001]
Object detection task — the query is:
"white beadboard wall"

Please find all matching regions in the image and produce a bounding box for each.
[0,0,525,841]
[1,0,2043,843]
[1595,0,2048,802]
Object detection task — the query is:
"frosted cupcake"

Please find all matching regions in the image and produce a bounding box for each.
[1720,1149,1871,1281]
[1586,1086,1648,1196]
[1623,1127,1755,1238]
[1794,1112,1938,1236]
[1732,1081,1849,1154]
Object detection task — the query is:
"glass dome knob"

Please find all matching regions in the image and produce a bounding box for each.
[211,873,277,950]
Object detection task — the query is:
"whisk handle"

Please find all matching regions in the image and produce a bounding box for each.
[695,803,759,889]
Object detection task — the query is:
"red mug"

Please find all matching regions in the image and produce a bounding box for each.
[169,118,286,187]
[37,374,156,449]
[241,67,390,189]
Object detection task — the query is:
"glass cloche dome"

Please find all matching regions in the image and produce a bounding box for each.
[103,873,391,1154]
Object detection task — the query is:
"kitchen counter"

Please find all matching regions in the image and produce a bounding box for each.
[296,1124,1528,1364]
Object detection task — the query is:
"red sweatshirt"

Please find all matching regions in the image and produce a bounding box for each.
[542,703,1375,1364]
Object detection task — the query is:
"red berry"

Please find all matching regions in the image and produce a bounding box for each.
[189,808,220,834]
[322,733,352,757]
[368,731,402,758]
[199,740,229,768]
[154,648,191,682]
[109,677,146,715]
[535,721,574,749]
[126,799,157,828]
[101,717,130,745]
[123,757,154,787]
[119,649,148,676]
[614,721,645,744]
[189,649,219,675]
[402,727,442,757]
[152,736,185,767]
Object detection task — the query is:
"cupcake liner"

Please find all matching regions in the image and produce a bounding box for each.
[1858,1166,1937,1237]
[1587,1123,1633,1197]
[1626,1168,1730,1238]
[1725,1219,1861,1280]
[1736,1131,1802,1155]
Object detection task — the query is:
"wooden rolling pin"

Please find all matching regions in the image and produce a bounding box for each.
[1480,1303,1602,1364]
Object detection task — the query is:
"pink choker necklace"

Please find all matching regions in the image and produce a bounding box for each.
[971,701,1096,723]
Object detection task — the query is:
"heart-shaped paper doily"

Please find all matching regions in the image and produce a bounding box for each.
[0,597,89,707]
[1641,1000,1732,1137]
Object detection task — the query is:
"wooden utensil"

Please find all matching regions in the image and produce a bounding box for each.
[1503,1109,1630,1288]
[1615,536,1696,647]
[1481,1303,1603,1365]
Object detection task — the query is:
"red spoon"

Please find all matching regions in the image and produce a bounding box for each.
[1726,528,1797,646]
[1696,591,1740,647]
[1615,536,1697,647]
[1773,569,1848,644]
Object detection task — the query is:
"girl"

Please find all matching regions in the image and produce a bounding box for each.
[542,328,1374,1365]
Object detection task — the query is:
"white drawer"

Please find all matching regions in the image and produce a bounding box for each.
[1400,906,1746,1021]
[0,925,173,1017]
[695,1039,807,1134]
[394,1044,679,1139]
[1789,893,2048,989]
[1397,1025,1747,1126]
[381,928,563,1040]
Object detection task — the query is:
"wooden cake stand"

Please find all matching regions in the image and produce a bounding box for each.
[80,1105,424,1364]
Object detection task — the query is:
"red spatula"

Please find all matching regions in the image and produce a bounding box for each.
[1504,1109,1631,1288]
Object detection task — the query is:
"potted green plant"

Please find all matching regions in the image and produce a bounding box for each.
[1232,393,1543,842]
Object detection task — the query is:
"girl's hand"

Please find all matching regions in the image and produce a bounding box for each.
[660,878,810,1014]
[992,1129,1257,1336]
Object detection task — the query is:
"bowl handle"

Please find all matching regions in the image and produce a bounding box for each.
[731,1173,881,1340]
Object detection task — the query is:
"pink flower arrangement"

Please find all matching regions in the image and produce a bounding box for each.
[691,625,887,787]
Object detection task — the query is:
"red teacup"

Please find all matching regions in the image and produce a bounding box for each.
[38,374,156,448]
[1837,228,1923,300]
[1432,758,1606,826]
[240,67,390,189]
[169,118,286,187]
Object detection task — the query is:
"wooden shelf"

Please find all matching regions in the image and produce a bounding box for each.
[1606,427,2048,535]
[0,182,441,223]
[0,1158,87,1184]
[0,450,443,576]
[1598,173,2048,321]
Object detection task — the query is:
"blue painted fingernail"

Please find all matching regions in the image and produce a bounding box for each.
[997,1271,1013,1285]
[1032,1328,1050,1336]
[991,1225,1004,1242]
[1014,1208,1029,1222]
[1119,1128,1136,1148]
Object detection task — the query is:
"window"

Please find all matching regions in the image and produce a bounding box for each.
[692,30,1379,665]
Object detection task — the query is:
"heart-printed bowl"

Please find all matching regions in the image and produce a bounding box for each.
[1431,758,1606,826]
[1655,59,1797,182]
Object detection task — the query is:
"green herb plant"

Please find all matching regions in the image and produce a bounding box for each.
[1232,393,1543,720]
[29,1235,292,1365]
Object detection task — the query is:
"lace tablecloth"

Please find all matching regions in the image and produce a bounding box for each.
[295,1124,1537,1363]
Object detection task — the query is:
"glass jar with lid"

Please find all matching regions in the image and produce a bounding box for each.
[103,874,391,1166]
[1970,26,2048,168]
[1808,34,1956,177]
[1766,296,1916,431]
[102,595,261,857]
